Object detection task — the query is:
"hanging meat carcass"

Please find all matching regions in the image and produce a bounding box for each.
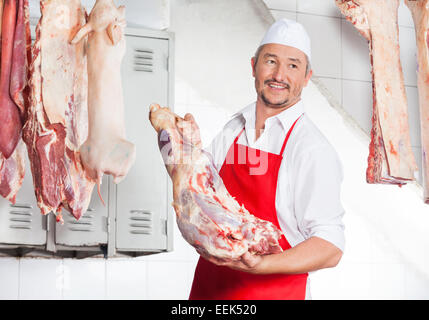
[405,0,429,203]
[336,0,417,185]
[70,0,135,188]
[23,0,95,221]
[0,0,21,159]
[149,104,283,260]
[0,0,30,203]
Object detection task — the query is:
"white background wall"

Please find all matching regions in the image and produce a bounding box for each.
[1,0,429,300]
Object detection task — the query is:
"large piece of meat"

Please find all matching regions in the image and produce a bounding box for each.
[0,0,30,203]
[406,0,429,203]
[23,0,94,221]
[336,0,417,185]
[149,104,283,260]
[0,0,21,159]
[70,0,135,187]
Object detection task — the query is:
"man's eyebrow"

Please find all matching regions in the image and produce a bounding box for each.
[263,53,303,64]
[288,57,303,64]
[263,53,278,59]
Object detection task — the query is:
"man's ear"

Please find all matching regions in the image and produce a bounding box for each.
[303,69,313,87]
[251,57,256,77]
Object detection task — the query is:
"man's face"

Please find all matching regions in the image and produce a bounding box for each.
[251,43,312,109]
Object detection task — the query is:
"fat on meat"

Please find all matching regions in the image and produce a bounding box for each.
[70,0,135,188]
[336,0,418,185]
[149,104,283,260]
[0,0,30,203]
[406,0,429,203]
[23,0,94,221]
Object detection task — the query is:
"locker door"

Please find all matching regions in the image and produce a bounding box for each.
[55,175,109,247]
[0,148,46,246]
[116,34,170,251]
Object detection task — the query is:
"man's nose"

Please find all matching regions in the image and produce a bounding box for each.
[272,65,287,82]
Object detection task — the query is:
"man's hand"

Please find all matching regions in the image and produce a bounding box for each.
[197,249,265,274]
[196,237,343,275]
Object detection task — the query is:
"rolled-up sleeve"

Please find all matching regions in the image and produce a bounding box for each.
[293,144,345,252]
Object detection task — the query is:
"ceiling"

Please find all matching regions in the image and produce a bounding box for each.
[28,0,170,30]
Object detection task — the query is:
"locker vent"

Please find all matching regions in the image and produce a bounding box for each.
[66,208,95,232]
[129,209,152,235]
[134,48,153,72]
[9,203,33,230]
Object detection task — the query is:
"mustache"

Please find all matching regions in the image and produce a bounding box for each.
[264,79,290,89]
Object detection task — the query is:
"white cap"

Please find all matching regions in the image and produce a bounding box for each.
[260,19,311,62]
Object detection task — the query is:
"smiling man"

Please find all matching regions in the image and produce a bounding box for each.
[189,19,345,300]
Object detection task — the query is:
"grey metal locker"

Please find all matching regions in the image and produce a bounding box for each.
[115,29,174,253]
[0,152,46,248]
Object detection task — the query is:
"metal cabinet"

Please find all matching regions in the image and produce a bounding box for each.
[0,27,175,258]
[114,29,174,255]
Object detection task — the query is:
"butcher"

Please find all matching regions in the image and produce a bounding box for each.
[188,19,345,300]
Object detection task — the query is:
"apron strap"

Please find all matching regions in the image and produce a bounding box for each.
[279,114,303,156]
[234,127,245,144]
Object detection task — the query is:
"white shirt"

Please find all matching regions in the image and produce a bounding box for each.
[206,100,346,253]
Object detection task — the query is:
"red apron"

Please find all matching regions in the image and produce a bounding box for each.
[189,115,307,300]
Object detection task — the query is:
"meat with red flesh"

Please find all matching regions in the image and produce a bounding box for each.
[336,0,417,185]
[0,0,21,159]
[23,0,95,221]
[11,0,31,120]
[406,0,429,203]
[70,0,135,188]
[0,0,29,203]
[149,104,283,260]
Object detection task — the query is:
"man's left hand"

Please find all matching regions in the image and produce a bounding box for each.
[197,250,265,274]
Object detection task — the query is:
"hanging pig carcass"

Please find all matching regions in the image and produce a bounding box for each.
[336,0,418,185]
[70,0,135,188]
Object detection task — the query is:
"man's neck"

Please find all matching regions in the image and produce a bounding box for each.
[254,99,300,141]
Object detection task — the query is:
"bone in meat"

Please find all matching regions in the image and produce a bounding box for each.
[149,104,283,260]
[23,0,94,221]
[70,0,135,188]
[406,0,429,203]
[0,0,21,159]
[336,0,417,185]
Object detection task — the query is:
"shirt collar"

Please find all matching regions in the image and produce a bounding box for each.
[231,100,305,132]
